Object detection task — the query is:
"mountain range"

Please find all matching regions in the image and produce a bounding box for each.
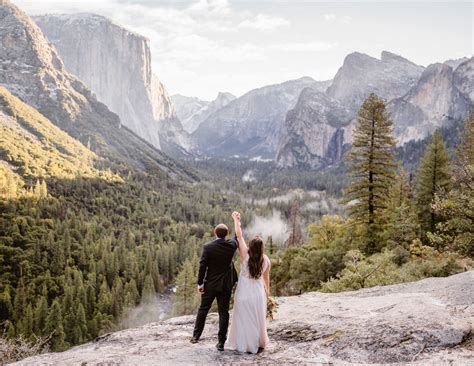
[277,52,472,168]
[192,77,331,158]
[1,0,472,171]
[174,51,471,167]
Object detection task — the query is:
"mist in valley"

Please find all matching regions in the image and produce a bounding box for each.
[118,292,173,330]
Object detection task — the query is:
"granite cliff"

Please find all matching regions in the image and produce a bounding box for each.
[389,60,472,144]
[34,13,194,156]
[0,0,192,177]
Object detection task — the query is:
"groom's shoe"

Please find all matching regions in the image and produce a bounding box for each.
[216,342,224,351]
[190,337,199,344]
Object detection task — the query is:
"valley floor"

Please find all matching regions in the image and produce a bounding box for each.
[13,271,474,365]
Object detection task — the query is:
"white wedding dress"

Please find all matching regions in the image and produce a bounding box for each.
[227,254,270,353]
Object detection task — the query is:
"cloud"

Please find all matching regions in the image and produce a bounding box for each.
[323,13,352,25]
[15,0,331,98]
[157,34,266,63]
[269,41,338,52]
[324,13,337,23]
[246,209,288,244]
[238,13,290,31]
[187,0,231,16]
[242,170,257,182]
[342,16,352,24]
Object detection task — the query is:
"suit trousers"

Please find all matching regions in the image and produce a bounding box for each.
[192,286,232,343]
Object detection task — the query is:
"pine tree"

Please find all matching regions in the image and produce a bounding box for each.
[172,259,198,316]
[72,302,88,344]
[45,299,66,351]
[343,93,397,253]
[97,279,112,314]
[19,303,34,337]
[286,201,302,247]
[111,276,124,318]
[0,287,13,320]
[416,130,452,241]
[40,179,48,198]
[123,279,139,309]
[12,278,27,325]
[428,114,473,256]
[267,235,274,255]
[34,295,49,335]
[140,274,156,304]
[5,319,15,338]
[383,169,419,252]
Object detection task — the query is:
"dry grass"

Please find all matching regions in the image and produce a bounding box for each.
[0,334,52,364]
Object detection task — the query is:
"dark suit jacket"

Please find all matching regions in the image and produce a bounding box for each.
[197,236,238,292]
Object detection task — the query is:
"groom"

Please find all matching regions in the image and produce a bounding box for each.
[190,223,238,351]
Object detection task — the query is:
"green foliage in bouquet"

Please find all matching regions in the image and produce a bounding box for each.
[266,297,279,320]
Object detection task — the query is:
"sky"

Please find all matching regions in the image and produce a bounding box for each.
[15,0,473,100]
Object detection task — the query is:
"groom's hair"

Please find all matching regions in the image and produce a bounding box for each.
[214,224,229,238]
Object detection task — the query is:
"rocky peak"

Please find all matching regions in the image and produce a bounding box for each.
[406,63,455,103]
[445,57,470,70]
[453,57,474,102]
[389,62,470,144]
[172,92,235,134]
[214,91,236,107]
[276,87,353,169]
[327,51,424,112]
[33,12,194,156]
[13,271,474,365]
[380,50,418,66]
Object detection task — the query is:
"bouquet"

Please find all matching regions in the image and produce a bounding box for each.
[266,297,279,320]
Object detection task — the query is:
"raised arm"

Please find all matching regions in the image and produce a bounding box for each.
[232,211,248,260]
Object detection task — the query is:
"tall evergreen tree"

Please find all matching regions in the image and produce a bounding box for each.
[416,130,452,241]
[72,302,88,344]
[343,93,397,253]
[111,276,124,318]
[123,279,139,309]
[428,114,473,256]
[383,169,419,252]
[34,295,49,335]
[172,259,198,316]
[286,201,302,247]
[0,287,13,320]
[140,274,156,304]
[97,279,112,315]
[45,299,66,351]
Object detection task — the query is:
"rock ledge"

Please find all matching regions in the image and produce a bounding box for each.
[14,271,474,365]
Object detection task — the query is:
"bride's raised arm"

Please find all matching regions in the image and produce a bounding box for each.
[232,211,248,260]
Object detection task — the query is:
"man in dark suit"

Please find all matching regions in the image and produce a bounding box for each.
[190,223,238,351]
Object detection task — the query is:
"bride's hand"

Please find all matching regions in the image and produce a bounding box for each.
[232,211,241,221]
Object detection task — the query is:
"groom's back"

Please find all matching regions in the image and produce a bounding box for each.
[202,237,237,289]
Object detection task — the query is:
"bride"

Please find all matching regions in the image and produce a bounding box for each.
[227,211,271,353]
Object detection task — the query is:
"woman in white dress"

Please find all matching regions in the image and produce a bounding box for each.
[227,211,271,354]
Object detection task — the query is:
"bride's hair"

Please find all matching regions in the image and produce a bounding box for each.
[248,236,264,279]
